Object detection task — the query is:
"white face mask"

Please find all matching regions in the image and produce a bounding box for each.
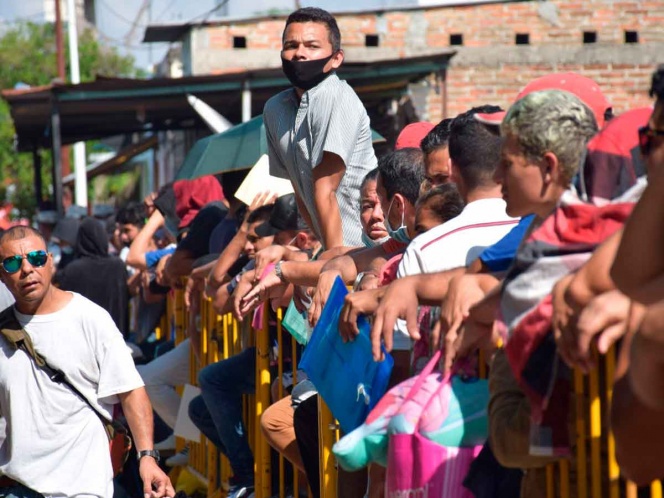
[384,196,411,244]
[361,232,390,248]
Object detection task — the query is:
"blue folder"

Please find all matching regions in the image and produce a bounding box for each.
[299,277,394,433]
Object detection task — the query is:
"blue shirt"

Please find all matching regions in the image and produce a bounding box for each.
[479,215,535,272]
[145,245,177,269]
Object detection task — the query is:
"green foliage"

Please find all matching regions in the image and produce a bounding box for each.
[0,21,141,219]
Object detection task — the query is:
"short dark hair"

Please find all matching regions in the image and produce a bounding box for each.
[284,7,341,52]
[651,64,664,100]
[360,168,379,191]
[0,226,46,248]
[420,118,453,155]
[377,148,425,206]
[448,105,503,190]
[416,183,465,224]
[247,205,273,225]
[116,202,146,228]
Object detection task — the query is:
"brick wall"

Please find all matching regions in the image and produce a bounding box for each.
[439,62,656,121]
[195,0,663,120]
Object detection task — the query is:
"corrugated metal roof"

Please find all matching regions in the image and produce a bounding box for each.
[1,52,454,152]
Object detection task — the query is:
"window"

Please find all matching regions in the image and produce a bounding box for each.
[233,36,247,49]
[583,31,597,44]
[515,33,530,45]
[365,34,379,47]
[449,33,464,46]
[624,30,639,44]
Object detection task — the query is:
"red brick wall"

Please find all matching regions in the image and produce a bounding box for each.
[201,0,662,120]
[438,63,656,122]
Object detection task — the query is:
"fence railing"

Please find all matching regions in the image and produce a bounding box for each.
[161,287,660,498]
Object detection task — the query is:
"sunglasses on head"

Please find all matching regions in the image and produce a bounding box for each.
[2,250,49,274]
[638,125,664,157]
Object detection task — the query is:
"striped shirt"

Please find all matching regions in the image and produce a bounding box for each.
[263,73,377,248]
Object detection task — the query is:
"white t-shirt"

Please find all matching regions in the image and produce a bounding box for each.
[0,293,144,498]
[392,198,519,350]
[397,198,519,278]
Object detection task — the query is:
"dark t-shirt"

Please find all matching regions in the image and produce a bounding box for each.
[176,202,228,259]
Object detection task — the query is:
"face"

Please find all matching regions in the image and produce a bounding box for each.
[0,234,54,306]
[244,221,274,259]
[282,22,343,71]
[424,147,451,186]
[117,223,140,247]
[360,179,388,241]
[414,206,442,235]
[375,174,400,230]
[495,134,552,218]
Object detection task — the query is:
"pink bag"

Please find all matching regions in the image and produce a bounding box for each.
[386,351,482,498]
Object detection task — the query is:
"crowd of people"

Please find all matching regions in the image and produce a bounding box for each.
[0,5,662,498]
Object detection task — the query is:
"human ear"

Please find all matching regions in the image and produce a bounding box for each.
[541,152,559,184]
[331,49,344,69]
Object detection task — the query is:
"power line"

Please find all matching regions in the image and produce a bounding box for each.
[97,0,151,28]
[153,0,178,22]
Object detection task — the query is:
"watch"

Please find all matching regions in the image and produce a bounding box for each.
[275,261,287,283]
[137,449,161,463]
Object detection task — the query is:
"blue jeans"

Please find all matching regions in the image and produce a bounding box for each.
[189,347,256,483]
[0,483,44,498]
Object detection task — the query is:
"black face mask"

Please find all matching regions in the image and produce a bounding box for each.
[281,54,335,91]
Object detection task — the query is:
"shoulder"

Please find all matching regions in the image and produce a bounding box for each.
[69,293,115,321]
[264,90,296,118]
[314,76,364,114]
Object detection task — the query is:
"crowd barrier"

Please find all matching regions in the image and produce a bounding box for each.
[160,287,661,498]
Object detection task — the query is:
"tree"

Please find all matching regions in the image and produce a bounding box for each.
[0,21,140,219]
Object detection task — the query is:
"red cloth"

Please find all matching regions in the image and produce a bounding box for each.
[173,175,224,228]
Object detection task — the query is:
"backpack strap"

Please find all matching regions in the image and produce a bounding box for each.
[0,306,111,426]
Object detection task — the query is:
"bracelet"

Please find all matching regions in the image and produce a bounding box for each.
[275,261,287,283]
[353,272,375,291]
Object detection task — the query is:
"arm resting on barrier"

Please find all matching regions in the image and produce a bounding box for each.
[612,308,664,485]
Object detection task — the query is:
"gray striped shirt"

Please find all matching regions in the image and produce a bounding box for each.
[263,73,377,248]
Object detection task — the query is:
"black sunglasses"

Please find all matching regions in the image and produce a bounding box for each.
[2,250,49,274]
[638,125,664,156]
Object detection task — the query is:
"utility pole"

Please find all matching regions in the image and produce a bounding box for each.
[54,0,71,192]
[66,0,88,209]
[54,0,66,80]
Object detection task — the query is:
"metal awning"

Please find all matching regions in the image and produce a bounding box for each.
[1,52,454,152]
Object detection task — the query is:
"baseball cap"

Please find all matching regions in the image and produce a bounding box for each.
[255,194,303,237]
[395,122,435,150]
[475,73,611,128]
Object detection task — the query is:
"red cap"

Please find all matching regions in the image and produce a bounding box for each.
[475,73,611,128]
[395,122,435,150]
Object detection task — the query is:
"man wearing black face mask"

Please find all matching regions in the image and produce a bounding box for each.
[263,7,377,250]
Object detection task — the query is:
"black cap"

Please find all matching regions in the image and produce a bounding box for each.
[254,194,304,237]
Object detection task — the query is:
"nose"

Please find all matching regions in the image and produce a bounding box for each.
[244,240,254,255]
[293,44,307,60]
[20,256,34,274]
[371,202,384,222]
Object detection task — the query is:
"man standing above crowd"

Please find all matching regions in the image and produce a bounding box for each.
[0,226,173,498]
[263,7,376,249]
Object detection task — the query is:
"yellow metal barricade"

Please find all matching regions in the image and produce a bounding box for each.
[543,346,663,498]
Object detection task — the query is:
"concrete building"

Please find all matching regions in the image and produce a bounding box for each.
[145,0,663,124]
